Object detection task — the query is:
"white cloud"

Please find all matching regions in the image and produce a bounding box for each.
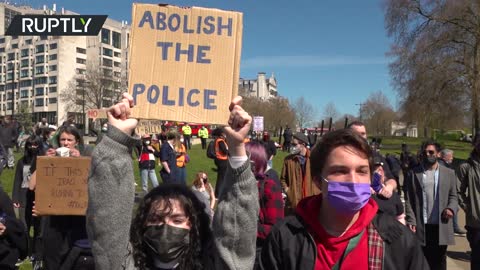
[241,55,388,69]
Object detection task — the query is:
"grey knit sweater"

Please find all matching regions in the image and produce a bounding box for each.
[86,125,259,270]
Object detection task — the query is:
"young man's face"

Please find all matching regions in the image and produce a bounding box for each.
[350,125,367,139]
[319,145,371,187]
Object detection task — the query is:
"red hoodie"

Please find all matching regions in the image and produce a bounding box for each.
[296,195,378,270]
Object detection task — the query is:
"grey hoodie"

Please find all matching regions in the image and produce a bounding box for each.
[86,125,259,270]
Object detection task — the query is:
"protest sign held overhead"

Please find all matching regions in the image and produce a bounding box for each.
[35,156,91,216]
[253,116,264,132]
[87,108,108,121]
[128,3,243,125]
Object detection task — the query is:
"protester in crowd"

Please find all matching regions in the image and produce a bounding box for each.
[458,133,480,270]
[0,143,6,176]
[198,125,209,150]
[137,134,160,195]
[0,116,18,169]
[259,128,428,269]
[61,115,77,128]
[12,135,43,256]
[33,118,49,133]
[282,126,292,152]
[212,127,229,197]
[86,93,258,270]
[245,141,283,265]
[37,126,56,153]
[400,142,418,179]
[404,140,457,270]
[371,156,405,224]
[30,125,93,269]
[158,125,167,145]
[0,187,28,270]
[262,131,277,170]
[307,130,316,148]
[438,149,467,236]
[280,132,320,213]
[191,171,216,218]
[175,134,188,185]
[160,129,179,184]
[182,123,192,150]
[348,121,398,199]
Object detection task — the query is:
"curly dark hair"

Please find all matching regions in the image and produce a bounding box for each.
[130,184,212,270]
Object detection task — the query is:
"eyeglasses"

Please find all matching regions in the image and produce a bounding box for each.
[425,150,436,156]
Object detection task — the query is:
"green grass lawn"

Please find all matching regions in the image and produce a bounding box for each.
[0,136,473,269]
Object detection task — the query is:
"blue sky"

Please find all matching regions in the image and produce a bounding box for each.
[29,0,395,119]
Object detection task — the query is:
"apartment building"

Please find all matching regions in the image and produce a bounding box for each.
[239,72,278,100]
[0,3,130,128]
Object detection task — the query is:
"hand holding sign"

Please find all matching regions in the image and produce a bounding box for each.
[225,96,251,157]
[108,93,138,135]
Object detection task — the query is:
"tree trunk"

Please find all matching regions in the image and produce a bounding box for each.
[473,39,480,135]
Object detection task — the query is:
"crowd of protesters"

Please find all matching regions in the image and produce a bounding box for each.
[0,97,479,270]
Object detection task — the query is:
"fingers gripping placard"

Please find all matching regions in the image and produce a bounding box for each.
[128,4,243,124]
[35,157,91,216]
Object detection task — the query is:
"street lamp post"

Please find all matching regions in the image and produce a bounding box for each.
[355,103,365,121]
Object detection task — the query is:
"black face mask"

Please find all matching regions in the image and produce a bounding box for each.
[143,224,190,264]
[424,156,437,166]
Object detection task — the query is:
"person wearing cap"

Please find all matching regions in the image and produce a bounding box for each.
[280,132,320,213]
[458,132,480,270]
[136,134,161,195]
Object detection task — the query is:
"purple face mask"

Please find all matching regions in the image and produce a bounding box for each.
[324,178,371,215]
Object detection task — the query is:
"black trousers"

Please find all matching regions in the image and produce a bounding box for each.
[184,135,191,150]
[467,227,480,270]
[201,138,207,149]
[422,224,447,270]
[214,159,228,197]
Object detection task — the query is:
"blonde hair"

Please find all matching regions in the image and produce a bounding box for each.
[192,171,212,194]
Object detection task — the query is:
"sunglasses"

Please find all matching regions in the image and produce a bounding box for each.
[425,150,436,156]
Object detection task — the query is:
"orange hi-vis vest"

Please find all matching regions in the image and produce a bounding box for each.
[176,144,187,168]
[215,138,228,160]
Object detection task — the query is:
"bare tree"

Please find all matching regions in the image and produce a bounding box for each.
[60,64,125,111]
[242,96,296,134]
[361,91,398,136]
[322,102,340,122]
[384,0,477,133]
[292,97,317,128]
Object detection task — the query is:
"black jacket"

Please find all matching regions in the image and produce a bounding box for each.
[258,212,429,270]
[136,144,161,170]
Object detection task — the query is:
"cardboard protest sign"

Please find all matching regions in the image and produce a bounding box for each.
[87,109,107,121]
[135,119,163,135]
[35,156,91,216]
[253,116,264,132]
[128,4,243,125]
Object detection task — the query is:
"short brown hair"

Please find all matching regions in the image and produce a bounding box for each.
[310,128,373,179]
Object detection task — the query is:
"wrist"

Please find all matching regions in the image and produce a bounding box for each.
[227,143,246,157]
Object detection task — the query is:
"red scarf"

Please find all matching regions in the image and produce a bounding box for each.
[296,195,378,270]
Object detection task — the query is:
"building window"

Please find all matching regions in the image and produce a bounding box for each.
[7,63,14,71]
[49,54,57,61]
[7,53,15,61]
[49,97,57,104]
[11,43,18,49]
[35,66,44,75]
[0,48,5,53]
[50,43,57,50]
[35,87,44,96]
[76,68,86,75]
[7,92,13,100]
[101,28,111,44]
[103,58,113,67]
[20,81,31,87]
[25,39,32,45]
[40,36,48,41]
[114,61,121,67]
[20,59,29,68]
[114,71,121,78]
[36,55,44,64]
[0,38,4,44]
[20,90,28,98]
[103,48,113,57]
[7,73,13,81]
[36,45,44,53]
[7,102,12,110]
[21,69,29,78]
[76,47,86,54]
[76,58,86,64]
[112,31,121,49]
[34,77,47,84]
[49,76,57,84]
[49,65,57,71]
[35,98,44,107]
[49,86,57,93]
[114,51,121,58]
[21,49,29,57]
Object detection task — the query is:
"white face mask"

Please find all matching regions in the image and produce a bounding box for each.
[145,141,151,145]
[180,139,184,143]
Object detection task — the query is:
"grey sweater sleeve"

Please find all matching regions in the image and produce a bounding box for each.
[86,125,139,270]
[210,159,259,270]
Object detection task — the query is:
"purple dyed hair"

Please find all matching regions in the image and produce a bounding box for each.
[245,141,268,179]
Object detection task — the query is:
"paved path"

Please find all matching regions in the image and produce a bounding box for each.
[447,209,470,270]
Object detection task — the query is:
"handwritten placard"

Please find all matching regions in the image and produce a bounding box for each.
[87,109,108,121]
[35,156,91,216]
[135,120,163,136]
[253,116,264,132]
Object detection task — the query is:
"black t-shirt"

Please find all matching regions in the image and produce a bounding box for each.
[373,192,404,217]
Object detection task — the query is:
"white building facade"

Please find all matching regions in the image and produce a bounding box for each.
[239,72,278,99]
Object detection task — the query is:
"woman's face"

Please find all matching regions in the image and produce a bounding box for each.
[59,132,78,149]
[146,199,192,230]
